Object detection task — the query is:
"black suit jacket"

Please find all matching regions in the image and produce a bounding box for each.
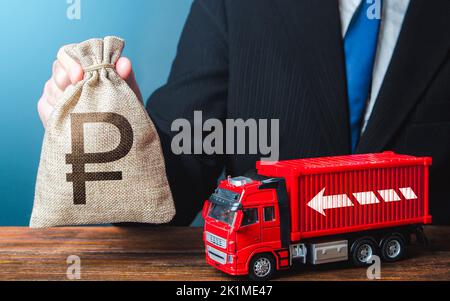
[147,0,450,225]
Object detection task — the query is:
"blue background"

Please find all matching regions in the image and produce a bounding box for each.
[0,0,193,225]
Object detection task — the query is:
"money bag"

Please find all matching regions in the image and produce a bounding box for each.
[30,36,175,228]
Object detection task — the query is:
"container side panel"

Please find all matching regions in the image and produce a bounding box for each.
[294,165,427,238]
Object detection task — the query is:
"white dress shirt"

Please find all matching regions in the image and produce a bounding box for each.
[338,0,411,132]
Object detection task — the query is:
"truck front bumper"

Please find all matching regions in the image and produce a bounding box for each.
[205,245,247,276]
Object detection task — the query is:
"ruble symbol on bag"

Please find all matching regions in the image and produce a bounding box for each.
[66,112,133,205]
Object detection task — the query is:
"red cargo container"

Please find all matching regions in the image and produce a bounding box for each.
[203,152,432,280]
[256,151,432,241]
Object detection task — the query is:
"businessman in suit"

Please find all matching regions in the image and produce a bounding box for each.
[38,0,450,225]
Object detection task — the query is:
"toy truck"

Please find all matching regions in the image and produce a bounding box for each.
[202,152,432,280]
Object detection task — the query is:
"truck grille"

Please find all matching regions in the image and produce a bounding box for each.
[206,232,227,249]
[207,246,227,264]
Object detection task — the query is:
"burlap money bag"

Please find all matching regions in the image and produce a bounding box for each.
[30,36,175,228]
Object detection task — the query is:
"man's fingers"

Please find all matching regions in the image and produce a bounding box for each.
[116,57,143,102]
[37,97,54,129]
[116,57,132,80]
[52,60,72,91]
[39,44,83,128]
[44,79,63,106]
[57,47,84,84]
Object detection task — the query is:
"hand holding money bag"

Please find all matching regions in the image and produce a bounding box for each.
[31,37,175,228]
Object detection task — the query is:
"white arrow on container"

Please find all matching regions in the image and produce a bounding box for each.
[307,188,354,216]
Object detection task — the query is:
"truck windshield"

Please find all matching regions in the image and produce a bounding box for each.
[207,188,241,226]
[208,203,236,226]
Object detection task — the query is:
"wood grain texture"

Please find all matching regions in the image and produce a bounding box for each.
[0,226,448,281]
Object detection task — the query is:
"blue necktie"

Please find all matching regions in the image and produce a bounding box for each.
[344,0,382,153]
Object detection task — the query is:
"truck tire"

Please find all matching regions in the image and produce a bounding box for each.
[351,238,377,267]
[380,233,406,262]
[249,253,276,281]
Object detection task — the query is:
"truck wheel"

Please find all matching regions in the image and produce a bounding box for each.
[249,253,275,281]
[380,233,406,262]
[351,238,377,267]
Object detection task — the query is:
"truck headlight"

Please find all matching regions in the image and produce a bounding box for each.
[228,255,234,264]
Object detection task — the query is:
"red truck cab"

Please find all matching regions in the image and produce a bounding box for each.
[202,152,432,280]
[203,176,290,279]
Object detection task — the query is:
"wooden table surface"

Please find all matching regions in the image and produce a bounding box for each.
[0,226,448,281]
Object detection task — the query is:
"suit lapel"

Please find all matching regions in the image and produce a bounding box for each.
[357,0,450,153]
[272,0,351,154]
